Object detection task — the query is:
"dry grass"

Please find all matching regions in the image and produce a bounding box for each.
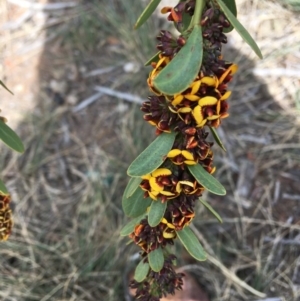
[0,0,300,301]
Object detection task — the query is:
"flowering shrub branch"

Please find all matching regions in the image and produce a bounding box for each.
[123,0,262,299]
[0,80,24,242]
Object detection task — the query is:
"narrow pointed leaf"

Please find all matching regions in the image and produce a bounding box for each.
[0,80,13,95]
[188,164,226,195]
[148,247,164,272]
[122,187,152,218]
[199,198,223,223]
[148,200,167,227]
[153,25,203,95]
[221,0,237,33]
[120,213,147,236]
[0,179,8,195]
[216,0,262,59]
[127,132,177,177]
[145,51,161,66]
[0,121,25,153]
[134,260,150,282]
[123,177,142,199]
[135,0,161,29]
[176,226,206,261]
[209,127,226,151]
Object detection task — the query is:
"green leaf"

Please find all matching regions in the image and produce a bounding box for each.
[127,131,177,177]
[199,198,223,223]
[0,121,25,153]
[120,214,147,236]
[134,260,150,282]
[123,177,142,199]
[0,80,13,95]
[122,187,152,218]
[145,51,161,66]
[134,0,161,29]
[148,247,164,272]
[216,0,263,59]
[188,164,226,195]
[221,0,237,33]
[0,179,8,195]
[176,11,192,33]
[209,127,226,151]
[176,226,206,261]
[153,25,203,95]
[148,200,167,227]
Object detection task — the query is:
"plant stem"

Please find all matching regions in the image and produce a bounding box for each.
[192,0,205,27]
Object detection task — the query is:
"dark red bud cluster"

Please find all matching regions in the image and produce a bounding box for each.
[130,255,184,300]
[156,31,186,58]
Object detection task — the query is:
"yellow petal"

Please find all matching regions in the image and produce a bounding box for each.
[185,94,200,101]
[181,150,194,160]
[192,106,204,125]
[167,149,182,158]
[220,90,231,101]
[178,107,192,113]
[149,191,158,200]
[168,106,178,113]
[216,101,221,114]
[167,222,175,229]
[172,94,184,106]
[163,230,176,239]
[152,168,172,177]
[201,76,217,86]
[179,180,194,188]
[196,119,207,127]
[191,80,201,95]
[198,96,218,107]
[176,182,182,193]
[159,191,175,196]
[230,64,238,75]
[178,107,192,114]
[221,112,229,119]
[148,120,157,126]
[210,166,216,174]
[207,115,220,120]
[149,177,164,192]
[141,174,151,180]
[184,160,197,165]
[161,218,168,224]
[156,56,166,69]
[161,6,171,14]
[219,64,238,84]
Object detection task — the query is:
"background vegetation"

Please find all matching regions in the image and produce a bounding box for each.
[0,0,299,300]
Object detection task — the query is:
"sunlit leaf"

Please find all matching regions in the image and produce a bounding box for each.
[0,80,13,95]
[120,213,147,236]
[153,25,203,95]
[148,247,164,272]
[123,177,142,199]
[209,127,226,151]
[188,164,226,195]
[199,198,223,223]
[216,0,263,59]
[122,187,152,218]
[148,200,167,227]
[127,132,177,177]
[0,179,8,195]
[176,226,206,261]
[135,0,161,29]
[145,51,161,66]
[0,121,24,153]
[134,260,150,282]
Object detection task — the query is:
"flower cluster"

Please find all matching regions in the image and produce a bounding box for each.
[0,194,13,241]
[129,1,238,299]
[130,255,184,301]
